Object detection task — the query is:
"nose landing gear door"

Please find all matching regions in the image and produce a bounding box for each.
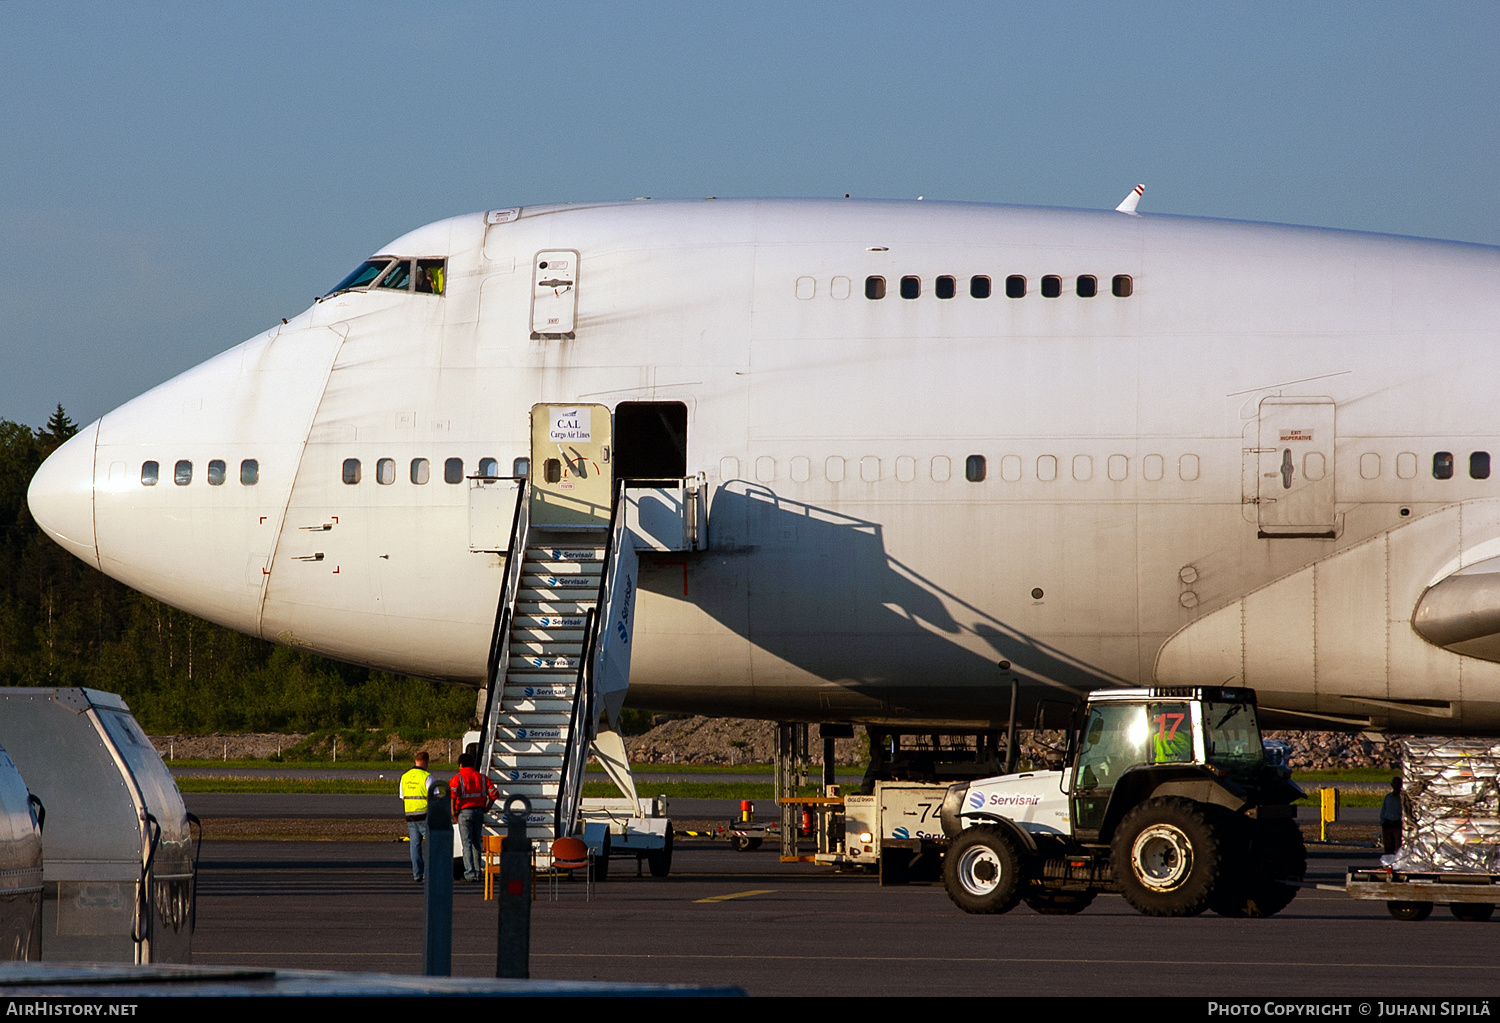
[530,403,613,529]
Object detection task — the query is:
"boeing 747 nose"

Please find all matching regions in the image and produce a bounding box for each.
[27,423,99,569]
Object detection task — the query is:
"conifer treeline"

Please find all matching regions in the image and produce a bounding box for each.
[0,408,474,734]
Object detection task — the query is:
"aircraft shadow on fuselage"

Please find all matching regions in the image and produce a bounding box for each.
[638,481,1125,723]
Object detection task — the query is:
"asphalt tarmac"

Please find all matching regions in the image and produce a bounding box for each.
[181,799,1498,998]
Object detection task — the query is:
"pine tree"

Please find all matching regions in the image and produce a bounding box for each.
[38,404,76,450]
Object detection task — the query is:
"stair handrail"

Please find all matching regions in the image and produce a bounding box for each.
[555,605,598,840]
[478,477,531,778]
[553,479,631,838]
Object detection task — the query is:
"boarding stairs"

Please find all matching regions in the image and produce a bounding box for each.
[473,473,704,860]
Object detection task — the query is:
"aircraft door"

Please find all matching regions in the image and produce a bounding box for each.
[530,403,613,529]
[530,250,578,340]
[1255,397,1337,538]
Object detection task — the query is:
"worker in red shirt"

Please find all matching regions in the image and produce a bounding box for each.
[450,752,498,882]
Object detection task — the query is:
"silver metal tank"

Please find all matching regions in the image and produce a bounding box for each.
[0,741,43,960]
[0,689,194,963]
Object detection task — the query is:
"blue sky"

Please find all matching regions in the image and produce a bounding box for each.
[2,1,1497,427]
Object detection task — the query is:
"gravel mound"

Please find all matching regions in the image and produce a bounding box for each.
[149,720,1403,770]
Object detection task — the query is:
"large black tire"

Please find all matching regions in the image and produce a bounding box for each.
[1388,900,1432,921]
[1024,889,1097,915]
[647,830,673,878]
[1450,902,1494,922]
[1111,797,1223,917]
[1210,816,1306,918]
[942,826,1025,915]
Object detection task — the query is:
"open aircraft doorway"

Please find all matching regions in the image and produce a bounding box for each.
[614,401,688,483]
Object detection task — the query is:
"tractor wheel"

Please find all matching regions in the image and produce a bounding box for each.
[1387,900,1432,921]
[1111,797,1223,917]
[647,830,673,878]
[1023,889,1097,915]
[1450,902,1494,922]
[943,826,1025,915]
[1210,816,1306,918]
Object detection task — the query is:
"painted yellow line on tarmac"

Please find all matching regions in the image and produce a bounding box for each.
[694,888,776,903]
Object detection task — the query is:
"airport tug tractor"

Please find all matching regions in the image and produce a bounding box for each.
[939,687,1306,917]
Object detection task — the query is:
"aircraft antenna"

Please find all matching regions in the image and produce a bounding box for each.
[1115,183,1145,215]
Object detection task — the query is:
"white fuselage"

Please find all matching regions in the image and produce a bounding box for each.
[27,199,1500,731]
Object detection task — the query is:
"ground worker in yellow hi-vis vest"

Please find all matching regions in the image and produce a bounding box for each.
[401,751,433,882]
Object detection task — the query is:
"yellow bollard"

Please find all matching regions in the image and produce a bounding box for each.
[1319,787,1339,842]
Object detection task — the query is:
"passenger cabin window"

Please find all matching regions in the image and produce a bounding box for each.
[1005,275,1026,298]
[377,458,395,485]
[478,457,499,478]
[1473,452,1491,480]
[240,459,259,485]
[174,460,192,486]
[410,458,430,485]
[1041,275,1062,298]
[900,276,921,300]
[935,276,956,299]
[342,458,361,485]
[1434,452,1454,480]
[1112,274,1133,297]
[865,276,886,300]
[444,458,463,484]
[966,455,987,482]
[513,457,530,478]
[970,276,991,298]
[141,461,159,486]
[207,460,226,486]
[1077,275,1098,298]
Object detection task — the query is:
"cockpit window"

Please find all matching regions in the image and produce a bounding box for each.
[377,260,412,291]
[326,259,393,296]
[326,256,446,297]
[416,259,445,294]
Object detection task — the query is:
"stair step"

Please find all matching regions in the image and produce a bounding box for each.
[492,739,569,756]
[516,592,595,603]
[501,683,574,701]
[489,753,566,772]
[490,766,563,784]
[490,792,557,812]
[491,710,571,728]
[501,693,576,708]
[522,560,602,575]
[510,632,586,649]
[504,671,577,686]
[509,654,580,671]
[513,615,590,630]
[510,641,583,657]
[526,547,605,562]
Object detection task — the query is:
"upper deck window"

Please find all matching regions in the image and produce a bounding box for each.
[326,257,446,297]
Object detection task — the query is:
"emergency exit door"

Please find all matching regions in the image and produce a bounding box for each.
[530,403,613,528]
[1256,396,1337,538]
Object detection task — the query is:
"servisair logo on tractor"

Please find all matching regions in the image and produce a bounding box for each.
[968,790,1042,811]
